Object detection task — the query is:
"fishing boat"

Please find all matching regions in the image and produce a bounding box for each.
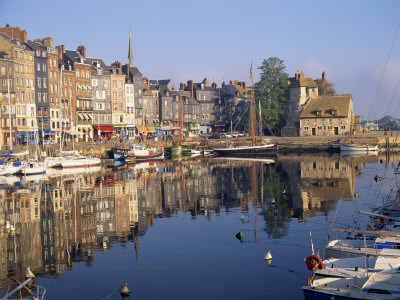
[125,144,164,161]
[111,144,130,160]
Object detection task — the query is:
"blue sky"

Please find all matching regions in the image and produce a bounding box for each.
[1,0,400,120]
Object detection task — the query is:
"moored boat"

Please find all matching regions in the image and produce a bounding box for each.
[213,144,277,157]
[340,143,378,152]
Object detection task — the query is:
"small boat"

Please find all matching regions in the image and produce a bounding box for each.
[60,156,101,168]
[125,144,164,161]
[111,144,130,160]
[213,144,277,157]
[0,160,25,176]
[340,143,378,152]
[19,161,47,175]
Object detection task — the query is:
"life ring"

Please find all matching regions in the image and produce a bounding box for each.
[306,255,324,271]
[307,276,312,286]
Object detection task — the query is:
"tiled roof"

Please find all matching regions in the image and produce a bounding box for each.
[300,94,352,118]
[142,81,153,96]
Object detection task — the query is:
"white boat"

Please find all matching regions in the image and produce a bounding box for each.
[0,160,25,176]
[20,161,47,175]
[340,143,378,152]
[303,266,400,299]
[60,156,101,168]
[213,144,276,157]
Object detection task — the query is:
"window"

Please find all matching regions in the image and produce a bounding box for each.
[118,80,122,88]
[43,64,47,72]
[49,60,52,67]
[38,93,42,102]
[86,72,89,79]
[112,80,116,88]
[113,92,116,100]
[43,93,47,102]
[317,126,322,130]
[43,78,47,88]
[119,103,123,111]
[37,63,40,71]
[92,79,97,86]
[119,92,123,99]
[76,72,79,79]
[53,59,56,66]
[304,126,309,130]
[81,71,84,78]
[120,115,123,122]
[331,109,337,116]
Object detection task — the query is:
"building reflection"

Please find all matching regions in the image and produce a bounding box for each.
[0,154,366,286]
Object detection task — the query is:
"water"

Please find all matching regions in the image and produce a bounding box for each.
[0,153,398,299]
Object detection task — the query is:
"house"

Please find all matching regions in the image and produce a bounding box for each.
[299,94,353,137]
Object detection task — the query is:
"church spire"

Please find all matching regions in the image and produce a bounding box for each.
[128,27,133,68]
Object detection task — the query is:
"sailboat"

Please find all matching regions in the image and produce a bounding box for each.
[340,116,378,152]
[213,64,276,157]
[170,91,191,159]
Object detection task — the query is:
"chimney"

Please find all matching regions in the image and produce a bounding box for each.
[295,71,299,81]
[77,45,86,59]
[241,81,246,89]
[211,82,218,88]
[322,71,326,81]
[179,82,185,91]
[187,80,193,97]
[112,61,122,74]
[202,78,208,87]
[0,25,27,42]
[41,37,53,48]
[56,45,65,60]
[125,63,130,79]
[300,71,304,78]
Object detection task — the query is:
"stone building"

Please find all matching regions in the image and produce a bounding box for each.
[299,94,353,137]
[86,57,113,138]
[281,72,319,136]
[125,78,135,138]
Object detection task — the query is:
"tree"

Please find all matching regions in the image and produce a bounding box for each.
[318,80,336,96]
[255,57,288,135]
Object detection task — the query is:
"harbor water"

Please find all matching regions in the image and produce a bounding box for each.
[0,153,397,299]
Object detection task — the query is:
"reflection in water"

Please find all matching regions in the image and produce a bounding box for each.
[0,153,369,293]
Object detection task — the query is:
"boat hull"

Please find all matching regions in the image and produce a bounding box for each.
[340,144,378,152]
[303,288,358,300]
[126,151,165,161]
[213,144,277,157]
[112,146,129,160]
[60,157,101,168]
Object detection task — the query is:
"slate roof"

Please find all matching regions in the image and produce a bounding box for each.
[288,73,318,88]
[85,57,111,75]
[192,82,217,91]
[122,65,142,78]
[300,94,352,118]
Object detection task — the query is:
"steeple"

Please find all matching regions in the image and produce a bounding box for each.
[128,27,133,68]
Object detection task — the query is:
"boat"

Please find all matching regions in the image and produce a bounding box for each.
[19,161,47,175]
[303,266,400,299]
[340,143,378,152]
[213,144,276,157]
[125,144,164,161]
[0,160,25,176]
[111,144,130,160]
[60,156,101,168]
[212,65,276,157]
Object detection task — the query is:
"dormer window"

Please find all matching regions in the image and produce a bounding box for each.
[331,108,337,116]
[316,110,322,116]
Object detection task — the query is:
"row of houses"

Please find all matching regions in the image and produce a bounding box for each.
[0,25,251,146]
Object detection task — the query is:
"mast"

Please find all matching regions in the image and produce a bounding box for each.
[59,65,64,155]
[251,63,255,146]
[179,91,183,146]
[23,79,29,154]
[259,100,262,137]
[7,76,12,151]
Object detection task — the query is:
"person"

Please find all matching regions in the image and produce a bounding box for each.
[384,127,387,135]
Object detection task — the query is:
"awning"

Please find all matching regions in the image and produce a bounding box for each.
[78,113,85,120]
[94,126,115,132]
[136,126,156,133]
[87,114,92,120]
[83,114,89,120]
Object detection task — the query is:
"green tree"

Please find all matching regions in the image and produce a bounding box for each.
[255,57,288,135]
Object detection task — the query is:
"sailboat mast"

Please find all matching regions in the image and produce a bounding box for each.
[179,91,183,146]
[59,65,64,155]
[7,76,12,151]
[251,65,255,146]
[259,100,262,137]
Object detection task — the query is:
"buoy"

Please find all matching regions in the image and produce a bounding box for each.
[120,283,131,297]
[264,250,272,261]
[25,267,35,279]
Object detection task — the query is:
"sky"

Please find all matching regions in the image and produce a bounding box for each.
[1,0,400,120]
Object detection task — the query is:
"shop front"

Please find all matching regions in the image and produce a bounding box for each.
[93,126,115,139]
